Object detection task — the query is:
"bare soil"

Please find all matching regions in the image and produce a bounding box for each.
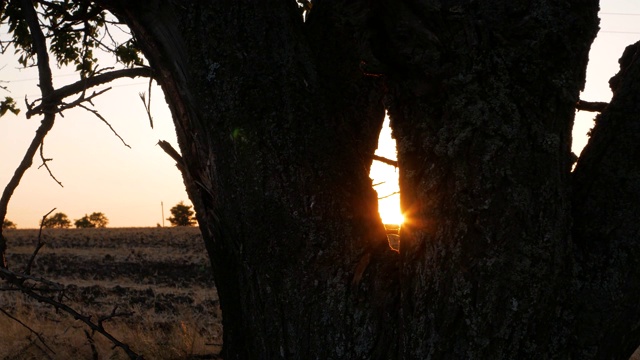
[0,227,222,360]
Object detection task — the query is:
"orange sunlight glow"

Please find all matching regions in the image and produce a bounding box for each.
[379,203,404,225]
[370,116,403,226]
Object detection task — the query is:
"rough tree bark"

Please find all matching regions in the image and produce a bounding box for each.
[103,1,397,358]
[572,41,640,358]
[382,1,599,358]
[94,0,640,359]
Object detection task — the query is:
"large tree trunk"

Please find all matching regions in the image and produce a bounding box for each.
[106,1,398,358]
[381,1,599,357]
[101,0,640,359]
[572,41,640,359]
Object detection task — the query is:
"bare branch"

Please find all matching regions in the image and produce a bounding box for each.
[0,307,55,355]
[58,87,109,112]
[157,140,184,168]
[77,102,131,148]
[576,100,609,112]
[139,77,154,128]
[25,208,56,275]
[1,0,59,269]
[38,142,63,187]
[84,330,99,360]
[378,191,400,200]
[98,305,134,329]
[37,208,55,241]
[138,92,153,129]
[2,5,141,357]
[372,154,398,167]
[2,267,63,290]
[25,67,153,118]
[0,267,141,359]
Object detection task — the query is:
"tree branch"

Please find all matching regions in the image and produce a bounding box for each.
[157,140,184,170]
[1,0,58,268]
[77,102,131,148]
[25,67,153,119]
[378,191,400,200]
[26,67,153,119]
[576,99,609,112]
[0,267,141,359]
[372,154,398,167]
[84,329,100,360]
[0,307,55,356]
[24,208,55,275]
[37,142,63,187]
[139,77,154,128]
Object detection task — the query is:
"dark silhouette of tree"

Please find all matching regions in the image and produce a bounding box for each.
[41,212,70,229]
[74,216,93,228]
[2,1,640,359]
[2,219,16,229]
[74,212,108,228]
[167,201,196,227]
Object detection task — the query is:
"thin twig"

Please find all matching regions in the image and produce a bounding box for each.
[37,208,55,241]
[378,191,400,200]
[0,307,55,355]
[138,76,154,128]
[0,267,141,359]
[372,154,398,167]
[38,142,63,187]
[98,305,134,329]
[25,67,153,118]
[25,208,56,275]
[77,102,131,148]
[85,330,99,360]
[139,93,153,129]
[56,87,110,113]
[2,267,63,290]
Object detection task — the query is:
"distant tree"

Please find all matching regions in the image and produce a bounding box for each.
[74,216,93,228]
[74,212,109,228]
[41,212,71,229]
[167,202,196,227]
[89,212,108,228]
[2,219,16,229]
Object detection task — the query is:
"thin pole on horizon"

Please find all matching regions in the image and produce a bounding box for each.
[161,201,165,227]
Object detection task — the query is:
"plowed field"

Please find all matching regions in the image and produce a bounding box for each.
[0,227,221,360]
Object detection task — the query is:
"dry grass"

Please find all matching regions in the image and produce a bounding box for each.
[0,299,220,359]
[1,227,222,359]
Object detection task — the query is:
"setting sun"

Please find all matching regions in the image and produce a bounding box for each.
[370,116,403,225]
[378,203,404,225]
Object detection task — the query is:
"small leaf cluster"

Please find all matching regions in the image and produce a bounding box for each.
[0,0,145,75]
[1,1,34,67]
[115,39,144,67]
[0,96,19,117]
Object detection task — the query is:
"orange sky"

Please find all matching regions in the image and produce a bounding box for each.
[2,1,639,228]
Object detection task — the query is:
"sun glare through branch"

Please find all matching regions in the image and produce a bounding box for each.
[370,116,403,226]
